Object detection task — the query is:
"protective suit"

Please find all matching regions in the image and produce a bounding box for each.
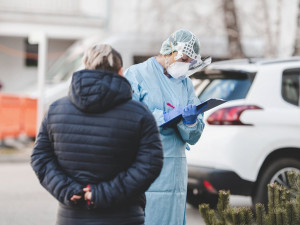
[125,56,205,225]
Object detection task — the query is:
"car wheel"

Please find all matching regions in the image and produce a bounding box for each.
[252,158,300,207]
[187,189,218,209]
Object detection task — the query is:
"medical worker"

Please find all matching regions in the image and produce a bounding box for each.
[125,29,210,225]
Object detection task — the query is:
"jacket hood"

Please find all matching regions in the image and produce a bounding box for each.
[69,69,132,113]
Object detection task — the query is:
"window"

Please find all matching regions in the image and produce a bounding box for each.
[133,55,152,64]
[46,54,83,84]
[197,72,254,102]
[25,39,38,67]
[282,70,300,106]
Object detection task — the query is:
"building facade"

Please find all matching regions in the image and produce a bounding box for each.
[0,0,107,92]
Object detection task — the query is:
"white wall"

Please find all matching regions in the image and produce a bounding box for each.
[0,36,74,93]
[0,36,36,93]
[0,0,105,94]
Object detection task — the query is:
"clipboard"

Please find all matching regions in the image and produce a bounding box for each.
[160,98,227,128]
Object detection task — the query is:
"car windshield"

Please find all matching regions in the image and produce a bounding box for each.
[46,53,83,84]
[198,74,253,102]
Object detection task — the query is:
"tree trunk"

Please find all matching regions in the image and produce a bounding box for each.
[261,0,282,58]
[223,0,245,59]
[274,0,282,57]
[293,0,300,56]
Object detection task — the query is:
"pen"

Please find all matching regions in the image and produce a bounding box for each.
[167,102,175,109]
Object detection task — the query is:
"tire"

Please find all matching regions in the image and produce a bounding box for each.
[252,158,300,207]
[187,189,218,209]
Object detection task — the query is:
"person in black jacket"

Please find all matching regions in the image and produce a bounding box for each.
[31,44,163,225]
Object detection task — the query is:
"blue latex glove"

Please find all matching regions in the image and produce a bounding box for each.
[182,104,202,125]
[163,106,184,122]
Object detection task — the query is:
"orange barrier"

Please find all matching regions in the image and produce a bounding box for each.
[0,94,22,139]
[0,94,37,140]
[20,97,37,138]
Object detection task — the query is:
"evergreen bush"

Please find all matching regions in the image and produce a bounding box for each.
[199,171,300,225]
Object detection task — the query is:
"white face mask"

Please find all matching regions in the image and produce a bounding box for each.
[167,62,190,80]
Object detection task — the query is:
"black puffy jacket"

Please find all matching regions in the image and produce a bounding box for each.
[31,69,163,225]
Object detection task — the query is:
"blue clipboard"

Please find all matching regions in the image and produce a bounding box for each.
[160,98,227,128]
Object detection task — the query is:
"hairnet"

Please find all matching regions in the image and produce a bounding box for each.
[159,29,200,59]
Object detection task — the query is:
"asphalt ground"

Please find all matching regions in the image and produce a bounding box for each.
[0,146,251,225]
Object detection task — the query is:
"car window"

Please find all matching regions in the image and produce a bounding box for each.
[282,70,300,106]
[198,78,252,102]
[46,54,83,84]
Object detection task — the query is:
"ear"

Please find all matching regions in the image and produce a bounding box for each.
[118,67,124,76]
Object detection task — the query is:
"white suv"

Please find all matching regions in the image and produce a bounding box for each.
[187,58,300,208]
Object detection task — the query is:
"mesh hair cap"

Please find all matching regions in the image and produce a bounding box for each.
[160,29,211,76]
[160,29,201,60]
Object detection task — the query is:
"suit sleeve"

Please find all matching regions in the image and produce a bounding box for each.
[31,115,84,206]
[90,111,163,209]
[177,78,205,145]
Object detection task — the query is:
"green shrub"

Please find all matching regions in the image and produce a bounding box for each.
[199,171,300,225]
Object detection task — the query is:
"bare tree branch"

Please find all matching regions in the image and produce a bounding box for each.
[223,0,245,58]
[261,0,276,57]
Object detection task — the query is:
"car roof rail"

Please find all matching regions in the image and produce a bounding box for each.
[212,57,300,66]
[258,57,300,65]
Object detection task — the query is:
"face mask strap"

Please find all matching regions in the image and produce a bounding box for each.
[164,41,176,69]
[170,41,175,62]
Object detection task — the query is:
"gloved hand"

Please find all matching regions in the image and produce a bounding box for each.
[182,104,202,125]
[163,106,184,122]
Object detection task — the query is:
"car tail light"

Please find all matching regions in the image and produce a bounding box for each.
[207,105,262,126]
[203,180,217,194]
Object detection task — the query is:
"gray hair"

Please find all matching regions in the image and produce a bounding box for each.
[83,44,123,73]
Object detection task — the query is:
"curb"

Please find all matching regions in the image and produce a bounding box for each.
[0,154,30,163]
[0,146,32,163]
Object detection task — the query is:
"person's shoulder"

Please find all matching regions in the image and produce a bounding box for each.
[48,96,71,111]
[125,58,154,83]
[124,65,138,81]
[125,58,153,74]
[50,96,69,106]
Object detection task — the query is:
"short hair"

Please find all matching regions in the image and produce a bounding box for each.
[83,44,123,73]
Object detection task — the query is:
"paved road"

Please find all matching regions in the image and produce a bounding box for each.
[0,163,251,225]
